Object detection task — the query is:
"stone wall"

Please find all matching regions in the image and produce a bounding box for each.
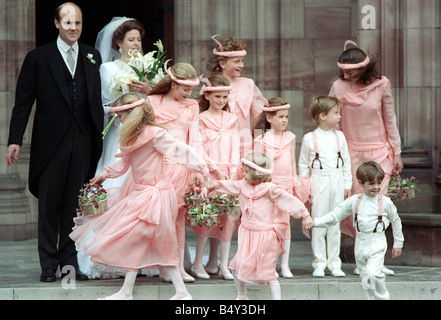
[0,0,37,240]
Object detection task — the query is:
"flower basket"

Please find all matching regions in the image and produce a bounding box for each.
[77,183,108,216]
[188,205,220,228]
[387,167,419,201]
[211,194,241,216]
[184,180,223,229]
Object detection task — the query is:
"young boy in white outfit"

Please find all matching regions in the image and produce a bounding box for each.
[299,96,352,277]
[303,160,404,300]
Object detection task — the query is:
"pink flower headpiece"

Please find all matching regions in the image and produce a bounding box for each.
[337,40,370,70]
[164,60,200,87]
[111,98,146,113]
[211,35,247,58]
[262,104,291,112]
[241,158,273,175]
[198,75,232,95]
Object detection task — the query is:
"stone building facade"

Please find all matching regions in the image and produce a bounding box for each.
[1,0,440,265]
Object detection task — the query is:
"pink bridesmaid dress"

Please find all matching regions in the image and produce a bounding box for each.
[148,94,204,248]
[228,77,267,158]
[329,76,401,195]
[212,179,309,284]
[192,110,241,241]
[70,126,208,271]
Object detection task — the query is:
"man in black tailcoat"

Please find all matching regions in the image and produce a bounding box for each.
[6,2,103,282]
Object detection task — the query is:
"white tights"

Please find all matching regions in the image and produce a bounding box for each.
[232,271,281,300]
[100,267,190,300]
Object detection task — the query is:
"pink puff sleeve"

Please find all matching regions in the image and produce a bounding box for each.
[103,154,131,179]
[381,80,401,156]
[249,82,267,120]
[153,129,209,177]
[269,186,309,219]
[212,179,242,197]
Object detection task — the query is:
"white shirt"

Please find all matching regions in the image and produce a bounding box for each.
[57,36,79,77]
[299,127,352,189]
[314,194,404,248]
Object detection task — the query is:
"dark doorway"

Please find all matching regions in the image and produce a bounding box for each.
[35,0,174,59]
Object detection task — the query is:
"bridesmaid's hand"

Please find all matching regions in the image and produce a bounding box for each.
[90,174,106,186]
[393,155,404,174]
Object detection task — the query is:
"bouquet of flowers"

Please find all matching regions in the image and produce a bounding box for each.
[184,180,222,229]
[387,166,419,201]
[211,194,240,216]
[126,40,166,86]
[103,40,167,139]
[76,183,108,216]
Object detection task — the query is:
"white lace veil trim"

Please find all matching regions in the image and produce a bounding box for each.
[95,17,136,63]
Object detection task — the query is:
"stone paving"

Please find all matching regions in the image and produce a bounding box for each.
[1,233,440,300]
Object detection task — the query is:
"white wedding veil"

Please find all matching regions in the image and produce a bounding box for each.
[95,17,136,63]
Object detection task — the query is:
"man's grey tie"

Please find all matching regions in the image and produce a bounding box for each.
[66,47,75,73]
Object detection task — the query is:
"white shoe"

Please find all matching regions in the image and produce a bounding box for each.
[312,268,325,277]
[382,266,395,276]
[281,268,294,278]
[353,267,360,275]
[330,269,346,277]
[170,293,192,300]
[275,270,279,278]
[181,272,195,283]
[205,265,219,274]
[219,267,234,280]
[191,264,210,279]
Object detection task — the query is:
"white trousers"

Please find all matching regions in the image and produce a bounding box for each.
[355,232,390,300]
[310,168,344,271]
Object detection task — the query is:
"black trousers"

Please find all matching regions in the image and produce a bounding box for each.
[37,120,92,272]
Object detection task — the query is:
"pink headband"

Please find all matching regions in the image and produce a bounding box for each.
[164,60,200,87]
[337,56,370,70]
[241,158,273,175]
[112,98,146,113]
[262,104,291,112]
[198,75,232,95]
[211,35,247,58]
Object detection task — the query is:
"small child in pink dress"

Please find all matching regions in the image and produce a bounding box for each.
[191,75,241,281]
[206,35,267,159]
[252,97,310,279]
[70,93,213,300]
[147,62,203,282]
[206,152,313,300]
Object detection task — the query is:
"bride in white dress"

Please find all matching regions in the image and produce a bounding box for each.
[77,17,155,279]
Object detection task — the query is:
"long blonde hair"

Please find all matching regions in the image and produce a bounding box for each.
[117,93,163,146]
[148,62,198,96]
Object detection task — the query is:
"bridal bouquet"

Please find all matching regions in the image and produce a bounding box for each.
[103,40,166,139]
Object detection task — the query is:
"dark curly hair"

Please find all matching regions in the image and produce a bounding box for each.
[111,20,145,52]
[338,48,382,85]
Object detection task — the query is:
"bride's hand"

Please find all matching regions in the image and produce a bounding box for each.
[129,79,151,95]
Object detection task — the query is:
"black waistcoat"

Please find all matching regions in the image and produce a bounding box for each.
[62,55,91,129]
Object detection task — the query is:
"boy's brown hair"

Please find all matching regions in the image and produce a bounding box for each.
[310,96,342,125]
[356,160,385,184]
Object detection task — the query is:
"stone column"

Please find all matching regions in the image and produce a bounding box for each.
[0,0,37,240]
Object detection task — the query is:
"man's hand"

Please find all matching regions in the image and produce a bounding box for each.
[6,144,21,166]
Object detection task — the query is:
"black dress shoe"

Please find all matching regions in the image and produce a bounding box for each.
[75,270,89,281]
[61,269,89,281]
[40,269,56,282]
